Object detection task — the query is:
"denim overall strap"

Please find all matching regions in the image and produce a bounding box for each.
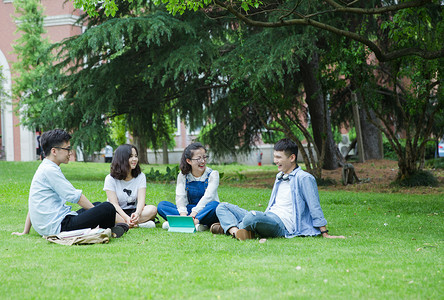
[186,171,212,205]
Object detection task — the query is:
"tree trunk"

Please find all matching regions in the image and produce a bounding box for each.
[299,53,339,170]
[162,140,169,164]
[358,96,383,160]
[398,151,419,179]
[133,135,148,164]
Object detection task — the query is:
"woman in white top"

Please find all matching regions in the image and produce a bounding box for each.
[103,144,157,228]
[157,142,220,231]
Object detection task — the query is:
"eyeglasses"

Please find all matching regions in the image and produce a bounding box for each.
[54,146,72,152]
[190,156,209,163]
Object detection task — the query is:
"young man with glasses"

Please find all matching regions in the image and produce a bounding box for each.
[12,129,127,238]
[211,138,345,240]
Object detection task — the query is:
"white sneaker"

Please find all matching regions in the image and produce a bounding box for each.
[138,220,156,228]
[195,224,209,232]
[162,221,169,230]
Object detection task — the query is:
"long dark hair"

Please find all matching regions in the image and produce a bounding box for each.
[180,142,206,175]
[110,144,141,180]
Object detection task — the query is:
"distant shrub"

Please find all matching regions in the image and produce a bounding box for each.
[383,140,400,160]
[210,162,241,166]
[425,158,444,169]
[392,170,438,187]
[383,140,436,160]
[424,141,437,160]
[221,171,244,182]
[145,165,180,182]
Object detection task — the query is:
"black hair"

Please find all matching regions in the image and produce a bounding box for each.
[110,144,141,180]
[274,138,298,158]
[180,142,206,175]
[40,129,72,157]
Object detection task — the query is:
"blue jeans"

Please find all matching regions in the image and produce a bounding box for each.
[157,200,219,226]
[216,202,287,238]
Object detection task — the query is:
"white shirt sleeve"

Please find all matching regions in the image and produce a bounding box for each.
[47,166,82,204]
[136,173,147,189]
[192,170,219,214]
[175,173,188,213]
[103,174,116,192]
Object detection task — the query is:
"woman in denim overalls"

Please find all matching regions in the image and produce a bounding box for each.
[157,143,219,231]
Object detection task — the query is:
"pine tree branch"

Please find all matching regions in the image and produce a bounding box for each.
[214,0,443,62]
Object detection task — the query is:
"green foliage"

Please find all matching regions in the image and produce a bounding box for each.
[221,171,246,182]
[72,0,221,17]
[73,0,124,16]
[424,141,438,160]
[12,0,53,125]
[380,6,443,52]
[425,158,444,169]
[392,170,438,187]
[383,140,399,160]
[146,112,177,150]
[347,127,356,144]
[145,165,180,182]
[215,24,313,91]
[383,140,438,161]
[187,4,341,178]
[109,115,127,146]
[56,0,444,181]
[325,2,444,178]
[192,19,323,161]
[262,121,305,145]
[19,2,222,155]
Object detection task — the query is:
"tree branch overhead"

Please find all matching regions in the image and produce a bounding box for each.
[213,0,443,62]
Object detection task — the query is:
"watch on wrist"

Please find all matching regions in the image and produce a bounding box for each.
[320,230,329,234]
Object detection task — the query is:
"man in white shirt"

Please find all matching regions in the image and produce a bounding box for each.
[104,144,113,163]
[213,138,345,240]
[12,129,127,238]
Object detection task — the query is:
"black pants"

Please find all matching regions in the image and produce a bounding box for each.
[61,202,116,232]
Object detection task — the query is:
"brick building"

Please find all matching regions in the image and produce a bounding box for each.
[0,0,83,161]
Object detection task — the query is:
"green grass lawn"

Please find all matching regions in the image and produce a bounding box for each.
[0,161,442,299]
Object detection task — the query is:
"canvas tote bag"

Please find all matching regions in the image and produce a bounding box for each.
[45,228,112,245]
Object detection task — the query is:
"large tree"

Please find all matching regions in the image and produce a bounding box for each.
[182,19,343,177]
[327,5,443,179]
[57,0,443,181]
[18,1,225,161]
[72,0,444,62]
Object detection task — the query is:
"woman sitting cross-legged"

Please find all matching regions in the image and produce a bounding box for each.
[104,144,157,229]
[157,142,219,231]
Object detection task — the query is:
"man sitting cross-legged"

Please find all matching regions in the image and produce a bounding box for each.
[211,138,345,240]
[12,129,128,238]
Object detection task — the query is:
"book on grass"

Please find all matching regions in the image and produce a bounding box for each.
[167,215,196,233]
[57,228,105,238]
